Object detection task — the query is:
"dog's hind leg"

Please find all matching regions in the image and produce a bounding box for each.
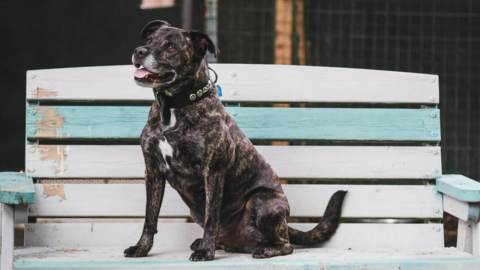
[252,244,293,259]
[246,191,293,259]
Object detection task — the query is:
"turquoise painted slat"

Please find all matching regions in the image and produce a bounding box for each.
[437,175,480,202]
[13,255,480,269]
[0,172,35,204]
[26,106,150,140]
[26,106,440,142]
[226,107,440,142]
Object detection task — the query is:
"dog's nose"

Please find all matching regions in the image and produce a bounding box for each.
[134,47,149,58]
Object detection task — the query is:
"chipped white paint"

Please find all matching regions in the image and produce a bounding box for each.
[13,246,480,269]
[25,145,442,179]
[24,223,444,249]
[1,204,15,270]
[28,184,442,219]
[26,65,439,104]
[56,146,65,175]
[159,137,174,170]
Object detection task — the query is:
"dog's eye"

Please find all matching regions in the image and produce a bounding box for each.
[167,45,175,52]
[146,39,152,45]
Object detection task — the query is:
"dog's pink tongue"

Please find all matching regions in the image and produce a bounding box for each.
[133,68,153,78]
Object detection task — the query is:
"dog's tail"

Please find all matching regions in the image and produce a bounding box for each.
[288,190,347,246]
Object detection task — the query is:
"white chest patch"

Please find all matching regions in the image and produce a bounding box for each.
[162,109,177,131]
[159,136,174,170]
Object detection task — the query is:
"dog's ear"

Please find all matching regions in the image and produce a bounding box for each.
[189,31,220,58]
[140,20,171,39]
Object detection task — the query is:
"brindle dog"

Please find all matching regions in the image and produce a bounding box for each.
[124,20,347,261]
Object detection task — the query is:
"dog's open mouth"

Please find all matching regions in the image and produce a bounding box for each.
[134,68,175,84]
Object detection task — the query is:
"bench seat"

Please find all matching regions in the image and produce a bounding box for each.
[2,64,480,269]
[12,247,480,269]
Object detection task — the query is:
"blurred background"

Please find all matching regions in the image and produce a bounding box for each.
[1,0,479,247]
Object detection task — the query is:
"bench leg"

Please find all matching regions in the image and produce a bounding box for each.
[457,219,480,257]
[458,219,473,254]
[474,221,480,257]
[1,204,14,270]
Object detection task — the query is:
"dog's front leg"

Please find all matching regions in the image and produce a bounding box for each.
[190,171,224,261]
[124,156,166,258]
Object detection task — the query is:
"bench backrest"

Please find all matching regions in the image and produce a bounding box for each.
[24,64,444,249]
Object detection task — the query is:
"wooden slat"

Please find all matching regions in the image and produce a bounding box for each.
[0,172,35,204]
[14,247,480,270]
[226,107,440,142]
[443,195,480,222]
[26,106,441,142]
[274,0,292,65]
[26,64,439,104]
[28,184,443,219]
[437,175,480,202]
[25,145,442,179]
[24,223,444,249]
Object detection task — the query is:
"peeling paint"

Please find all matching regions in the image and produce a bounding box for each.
[43,184,67,201]
[34,107,67,138]
[56,248,88,252]
[36,146,68,175]
[37,87,58,98]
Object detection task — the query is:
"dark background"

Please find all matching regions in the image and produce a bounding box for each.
[216,0,480,181]
[2,0,479,181]
[0,0,181,171]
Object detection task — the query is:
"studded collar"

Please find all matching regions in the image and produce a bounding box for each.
[153,79,213,125]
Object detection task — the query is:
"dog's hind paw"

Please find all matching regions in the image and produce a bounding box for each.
[190,238,203,251]
[189,250,215,261]
[251,244,293,259]
[124,244,151,258]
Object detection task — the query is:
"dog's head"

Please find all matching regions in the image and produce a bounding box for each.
[132,20,219,92]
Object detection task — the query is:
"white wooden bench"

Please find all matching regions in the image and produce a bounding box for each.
[1,64,480,269]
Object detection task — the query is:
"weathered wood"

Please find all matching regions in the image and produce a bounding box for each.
[27,184,443,219]
[474,222,480,257]
[444,195,480,222]
[0,172,35,204]
[25,145,442,179]
[275,0,292,65]
[15,247,480,270]
[26,65,440,104]
[437,175,480,202]
[26,106,441,142]
[24,223,444,249]
[17,64,480,268]
[294,0,305,65]
[1,204,14,270]
[458,219,474,254]
[14,204,29,224]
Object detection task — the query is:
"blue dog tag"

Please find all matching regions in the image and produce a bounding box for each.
[216,84,222,97]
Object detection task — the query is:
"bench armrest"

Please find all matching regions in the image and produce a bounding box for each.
[437,174,480,203]
[437,175,480,257]
[1,172,35,270]
[0,172,35,205]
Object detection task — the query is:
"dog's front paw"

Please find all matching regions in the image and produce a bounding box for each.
[189,249,215,261]
[124,244,152,258]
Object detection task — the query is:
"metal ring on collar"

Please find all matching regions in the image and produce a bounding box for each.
[208,67,218,84]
